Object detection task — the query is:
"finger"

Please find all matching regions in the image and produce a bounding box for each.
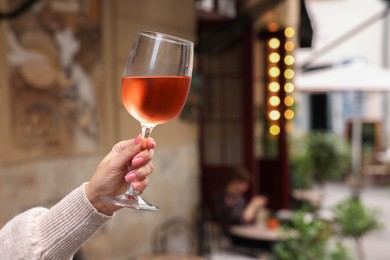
[99,139,134,165]
[131,149,154,168]
[132,178,149,191]
[112,138,137,154]
[124,162,154,182]
[146,138,156,149]
[135,162,155,179]
[125,162,154,182]
[111,136,143,166]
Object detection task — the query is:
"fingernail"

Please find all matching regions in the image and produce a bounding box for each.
[141,138,148,150]
[125,172,136,182]
[132,182,141,190]
[147,140,156,149]
[132,157,144,167]
[134,135,142,145]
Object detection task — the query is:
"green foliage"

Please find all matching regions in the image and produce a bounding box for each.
[289,140,314,189]
[333,197,381,239]
[290,131,351,189]
[272,211,330,260]
[329,241,352,260]
[272,211,353,260]
[273,197,382,260]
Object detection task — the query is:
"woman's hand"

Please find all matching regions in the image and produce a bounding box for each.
[243,195,268,223]
[85,135,156,215]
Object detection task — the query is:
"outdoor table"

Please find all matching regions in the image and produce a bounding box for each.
[136,254,206,260]
[229,225,285,251]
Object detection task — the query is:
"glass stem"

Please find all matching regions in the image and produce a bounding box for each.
[126,124,154,196]
[141,125,153,149]
[126,183,138,196]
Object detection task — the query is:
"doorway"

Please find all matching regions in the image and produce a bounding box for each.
[310,93,328,131]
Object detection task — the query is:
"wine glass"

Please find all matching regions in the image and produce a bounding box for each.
[102,31,194,211]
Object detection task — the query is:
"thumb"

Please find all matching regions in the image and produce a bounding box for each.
[111,135,143,166]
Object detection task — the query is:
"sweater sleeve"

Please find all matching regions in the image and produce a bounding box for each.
[0,183,112,260]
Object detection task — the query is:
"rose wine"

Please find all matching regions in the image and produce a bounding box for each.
[121,76,191,125]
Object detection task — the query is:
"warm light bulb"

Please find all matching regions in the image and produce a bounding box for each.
[269,53,280,63]
[285,123,294,133]
[269,110,281,120]
[285,27,295,38]
[268,23,280,32]
[284,55,295,65]
[269,82,280,92]
[284,83,294,93]
[269,67,280,77]
[284,69,294,79]
[285,41,295,51]
[269,96,281,106]
[284,96,294,106]
[270,125,280,135]
[269,38,280,49]
[284,109,294,120]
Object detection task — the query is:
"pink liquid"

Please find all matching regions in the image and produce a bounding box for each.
[121,76,191,125]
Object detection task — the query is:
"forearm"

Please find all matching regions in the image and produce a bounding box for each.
[0,183,111,259]
[242,203,259,223]
[37,183,111,259]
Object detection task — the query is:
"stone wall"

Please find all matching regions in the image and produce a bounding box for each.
[0,1,199,259]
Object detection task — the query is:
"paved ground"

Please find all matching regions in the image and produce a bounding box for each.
[321,182,390,260]
[210,182,390,260]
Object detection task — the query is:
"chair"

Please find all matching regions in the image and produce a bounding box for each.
[197,205,271,259]
[151,217,197,256]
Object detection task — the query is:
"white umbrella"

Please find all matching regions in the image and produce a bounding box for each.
[295,61,390,93]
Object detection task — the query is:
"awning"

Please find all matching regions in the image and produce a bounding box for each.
[295,61,390,93]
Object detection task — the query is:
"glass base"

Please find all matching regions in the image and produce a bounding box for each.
[101,194,160,211]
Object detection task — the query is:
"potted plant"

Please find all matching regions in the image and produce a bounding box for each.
[290,131,351,188]
[333,197,382,260]
[272,210,351,260]
[289,131,351,210]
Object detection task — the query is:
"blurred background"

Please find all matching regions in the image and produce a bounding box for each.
[1,0,390,259]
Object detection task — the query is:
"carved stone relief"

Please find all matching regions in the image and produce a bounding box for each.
[3,0,102,160]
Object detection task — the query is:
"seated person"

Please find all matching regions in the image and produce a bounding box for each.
[213,167,268,236]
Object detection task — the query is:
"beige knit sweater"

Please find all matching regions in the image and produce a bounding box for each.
[0,183,111,260]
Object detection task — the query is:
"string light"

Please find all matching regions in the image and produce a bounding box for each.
[284,55,295,65]
[269,110,281,120]
[268,22,280,32]
[285,123,294,133]
[269,67,280,77]
[268,38,280,49]
[269,96,281,106]
[284,69,294,79]
[265,26,296,136]
[269,82,280,92]
[284,109,294,120]
[285,41,295,51]
[284,83,294,93]
[284,96,294,106]
[269,125,280,135]
[269,53,281,63]
[284,27,295,37]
